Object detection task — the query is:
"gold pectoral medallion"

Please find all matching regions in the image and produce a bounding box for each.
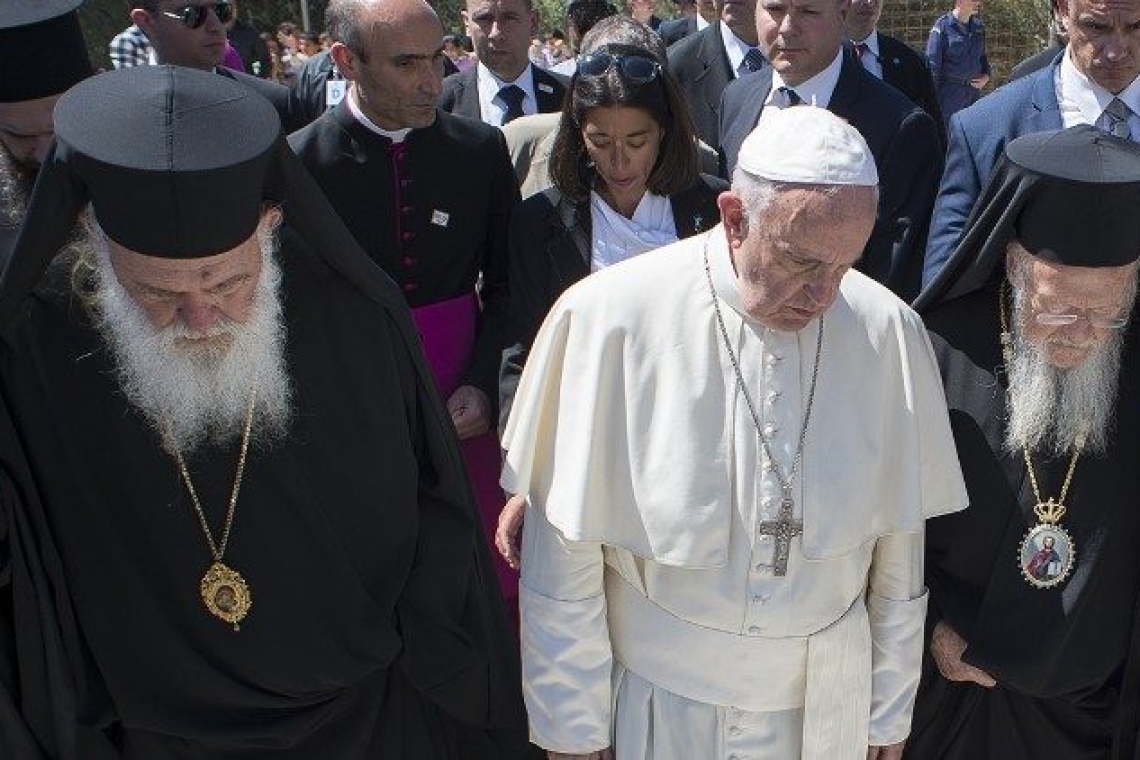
[200,562,252,631]
[1017,499,1075,590]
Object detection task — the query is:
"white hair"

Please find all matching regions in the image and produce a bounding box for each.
[1004,256,1137,457]
[88,217,293,454]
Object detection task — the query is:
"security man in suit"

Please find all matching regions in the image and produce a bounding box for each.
[920,0,1140,290]
[845,0,945,147]
[439,0,568,126]
[667,0,767,152]
[719,0,943,302]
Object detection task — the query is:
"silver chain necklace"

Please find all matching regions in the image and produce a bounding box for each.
[703,239,823,574]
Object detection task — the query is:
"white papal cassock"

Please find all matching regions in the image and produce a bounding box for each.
[501,230,968,759]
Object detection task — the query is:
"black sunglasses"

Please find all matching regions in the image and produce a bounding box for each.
[576,53,661,84]
[161,2,234,28]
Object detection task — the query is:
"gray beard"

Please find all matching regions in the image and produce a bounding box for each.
[90,222,294,454]
[0,144,33,230]
[1004,305,1125,458]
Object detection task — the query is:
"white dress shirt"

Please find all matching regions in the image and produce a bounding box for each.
[1056,49,1140,140]
[764,48,845,110]
[476,61,538,127]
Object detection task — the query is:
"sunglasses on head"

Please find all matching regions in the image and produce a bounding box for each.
[576,53,661,84]
[160,2,234,28]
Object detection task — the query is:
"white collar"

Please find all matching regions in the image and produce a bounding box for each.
[771,48,844,108]
[1058,48,1140,124]
[347,87,413,142]
[852,29,880,58]
[697,13,711,30]
[720,22,757,78]
[476,61,538,118]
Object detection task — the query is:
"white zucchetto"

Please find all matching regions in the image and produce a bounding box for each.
[738,106,879,186]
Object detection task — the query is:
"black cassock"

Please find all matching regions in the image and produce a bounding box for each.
[908,282,1140,759]
[288,105,520,405]
[0,239,529,758]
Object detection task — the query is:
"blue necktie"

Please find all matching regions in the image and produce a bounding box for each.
[498,85,525,125]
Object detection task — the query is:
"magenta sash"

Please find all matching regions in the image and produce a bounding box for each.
[410,294,518,621]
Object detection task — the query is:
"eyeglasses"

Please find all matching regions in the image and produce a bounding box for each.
[1034,312,1129,329]
[160,2,234,29]
[576,53,661,84]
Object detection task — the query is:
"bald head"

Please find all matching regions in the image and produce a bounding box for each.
[328,0,445,131]
[326,0,440,53]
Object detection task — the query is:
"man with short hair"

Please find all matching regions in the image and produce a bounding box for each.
[290,0,522,621]
[668,0,766,151]
[502,106,966,760]
[920,0,1139,289]
[910,126,1140,759]
[719,0,943,301]
[0,64,528,758]
[130,0,307,130]
[0,1,92,260]
[439,0,568,126]
[845,0,945,145]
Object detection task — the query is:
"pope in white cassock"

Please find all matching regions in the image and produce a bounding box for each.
[500,107,969,760]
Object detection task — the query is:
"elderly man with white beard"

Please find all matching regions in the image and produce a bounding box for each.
[0,66,529,759]
[908,126,1140,759]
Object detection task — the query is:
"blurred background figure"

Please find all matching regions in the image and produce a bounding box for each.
[926,0,990,125]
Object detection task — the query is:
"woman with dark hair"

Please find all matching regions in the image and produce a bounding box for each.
[501,15,725,422]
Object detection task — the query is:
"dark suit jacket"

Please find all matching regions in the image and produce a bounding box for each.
[289,106,520,405]
[499,174,727,429]
[214,66,309,133]
[437,65,568,123]
[660,15,698,47]
[667,22,735,151]
[718,52,943,301]
[876,33,947,147]
[921,58,1062,290]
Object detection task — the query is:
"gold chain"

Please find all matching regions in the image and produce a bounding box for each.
[999,281,1083,525]
[170,387,257,561]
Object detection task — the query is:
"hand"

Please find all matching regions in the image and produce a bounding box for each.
[548,750,613,760]
[970,74,990,89]
[929,620,997,688]
[496,493,528,569]
[867,741,906,759]
[447,385,491,440]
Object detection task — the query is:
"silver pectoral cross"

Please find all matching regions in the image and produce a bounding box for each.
[757,497,803,576]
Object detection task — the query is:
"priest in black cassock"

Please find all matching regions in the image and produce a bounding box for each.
[907,126,1140,759]
[0,65,527,759]
[289,0,522,621]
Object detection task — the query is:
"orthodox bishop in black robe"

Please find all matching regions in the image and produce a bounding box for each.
[908,127,1140,759]
[0,66,527,760]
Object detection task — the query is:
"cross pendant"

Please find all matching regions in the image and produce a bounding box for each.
[757,497,803,577]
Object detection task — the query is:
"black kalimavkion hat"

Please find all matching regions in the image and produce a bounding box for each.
[0,0,93,103]
[915,125,1140,312]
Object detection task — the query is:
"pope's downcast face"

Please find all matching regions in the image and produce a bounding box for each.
[722,184,876,332]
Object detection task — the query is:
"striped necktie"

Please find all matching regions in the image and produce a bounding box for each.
[741,48,766,75]
[779,86,803,106]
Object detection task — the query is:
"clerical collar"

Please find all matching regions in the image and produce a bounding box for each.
[769,48,844,109]
[346,87,413,143]
[707,229,818,333]
[1056,48,1140,131]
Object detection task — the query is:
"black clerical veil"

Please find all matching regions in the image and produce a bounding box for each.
[914,126,1140,312]
[0,66,526,758]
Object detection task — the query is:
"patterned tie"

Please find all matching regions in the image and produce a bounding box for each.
[498,84,525,125]
[779,86,803,106]
[1104,97,1134,140]
[854,42,871,61]
[741,47,766,75]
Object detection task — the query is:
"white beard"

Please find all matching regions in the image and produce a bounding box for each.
[1004,293,1125,458]
[90,222,293,454]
